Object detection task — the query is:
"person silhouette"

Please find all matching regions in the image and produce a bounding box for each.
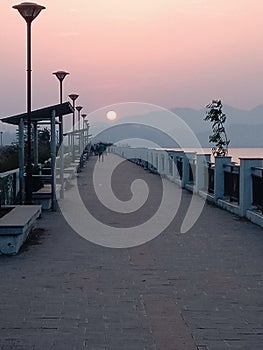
[98,143,105,162]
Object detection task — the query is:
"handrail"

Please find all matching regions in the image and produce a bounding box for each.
[223,163,240,172]
[0,168,19,178]
[251,166,263,171]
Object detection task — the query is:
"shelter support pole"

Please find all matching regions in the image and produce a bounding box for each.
[18,118,25,204]
[51,109,57,211]
[33,122,38,166]
[59,119,64,199]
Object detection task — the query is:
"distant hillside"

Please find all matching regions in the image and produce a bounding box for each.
[0,131,17,146]
[2,104,263,148]
[90,104,263,148]
[173,104,263,147]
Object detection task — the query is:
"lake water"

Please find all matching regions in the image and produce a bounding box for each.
[173,148,263,164]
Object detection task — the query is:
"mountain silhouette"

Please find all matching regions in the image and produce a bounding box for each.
[91,104,263,148]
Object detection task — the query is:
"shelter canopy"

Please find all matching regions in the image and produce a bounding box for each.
[1,102,73,125]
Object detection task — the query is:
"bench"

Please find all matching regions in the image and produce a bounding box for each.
[0,205,42,255]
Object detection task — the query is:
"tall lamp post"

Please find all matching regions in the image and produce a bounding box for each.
[13,2,45,204]
[53,71,69,198]
[52,71,69,143]
[81,114,87,152]
[68,93,79,160]
[81,113,87,155]
[76,106,83,155]
[76,106,83,132]
[81,114,87,130]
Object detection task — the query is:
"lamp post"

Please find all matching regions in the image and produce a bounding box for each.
[68,93,79,160]
[53,71,69,198]
[76,106,83,155]
[52,71,69,143]
[81,114,87,151]
[13,2,45,204]
[81,113,87,130]
[76,106,83,132]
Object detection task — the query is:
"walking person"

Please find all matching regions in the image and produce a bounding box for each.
[98,143,105,162]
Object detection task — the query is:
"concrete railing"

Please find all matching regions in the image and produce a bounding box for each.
[0,149,87,208]
[109,145,263,228]
[0,168,20,205]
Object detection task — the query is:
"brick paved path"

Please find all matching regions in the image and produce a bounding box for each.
[1,154,263,349]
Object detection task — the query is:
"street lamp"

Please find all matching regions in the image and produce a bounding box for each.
[13,2,45,204]
[76,106,83,156]
[80,113,87,155]
[53,71,69,199]
[53,71,69,143]
[68,93,79,160]
[76,106,83,131]
[53,71,69,104]
[81,113,87,130]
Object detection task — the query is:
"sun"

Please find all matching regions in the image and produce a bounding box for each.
[106,110,117,121]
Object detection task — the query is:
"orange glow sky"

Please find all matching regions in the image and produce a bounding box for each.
[1,0,263,122]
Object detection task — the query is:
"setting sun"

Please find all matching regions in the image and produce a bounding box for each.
[106,110,117,121]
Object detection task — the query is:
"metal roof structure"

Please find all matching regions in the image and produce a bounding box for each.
[1,102,74,125]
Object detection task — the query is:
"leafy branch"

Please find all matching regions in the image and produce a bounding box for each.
[204,99,230,157]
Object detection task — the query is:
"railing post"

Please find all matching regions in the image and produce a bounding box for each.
[164,151,169,176]
[158,151,166,175]
[214,156,232,201]
[195,154,211,193]
[172,151,184,183]
[182,152,194,188]
[239,158,263,216]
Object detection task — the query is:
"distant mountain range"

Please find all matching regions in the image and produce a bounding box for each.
[2,104,263,148]
[91,104,263,148]
[171,105,263,147]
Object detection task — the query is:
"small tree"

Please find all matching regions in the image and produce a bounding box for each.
[38,128,51,163]
[204,99,230,156]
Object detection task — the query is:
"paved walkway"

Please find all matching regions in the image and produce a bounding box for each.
[1,154,263,350]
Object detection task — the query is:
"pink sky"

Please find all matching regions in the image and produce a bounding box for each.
[1,0,263,125]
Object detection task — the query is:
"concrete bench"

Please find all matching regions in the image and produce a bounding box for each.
[64,165,78,172]
[33,184,61,210]
[0,205,42,255]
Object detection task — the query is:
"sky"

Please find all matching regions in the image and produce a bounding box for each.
[1,0,263,131]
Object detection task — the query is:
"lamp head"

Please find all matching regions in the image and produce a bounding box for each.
[76,106,83,112]
[81,114,87,119]
[53,70,69,82]
[13,2,45,23]
[68,93,79,101]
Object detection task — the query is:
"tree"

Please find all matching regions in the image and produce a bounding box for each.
[38,128,51,163]
[204,99,230,157]
[0,145,19,172]
[38,127,50,144]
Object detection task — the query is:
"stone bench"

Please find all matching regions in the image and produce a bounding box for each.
[0,205,42,255]
[64,165,78,174]
[33,184,61,210]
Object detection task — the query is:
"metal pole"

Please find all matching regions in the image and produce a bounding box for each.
[59,79,65,199]
[33,122,38,166]
[25,21,32,204]
[78,109,81,155]
[59,79,63,141]
[78,110,81,133]
[72,100,75,161]
[51,109,57,211]
[18,118,25,204]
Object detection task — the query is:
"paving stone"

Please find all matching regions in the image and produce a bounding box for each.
[0,155,263,349]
